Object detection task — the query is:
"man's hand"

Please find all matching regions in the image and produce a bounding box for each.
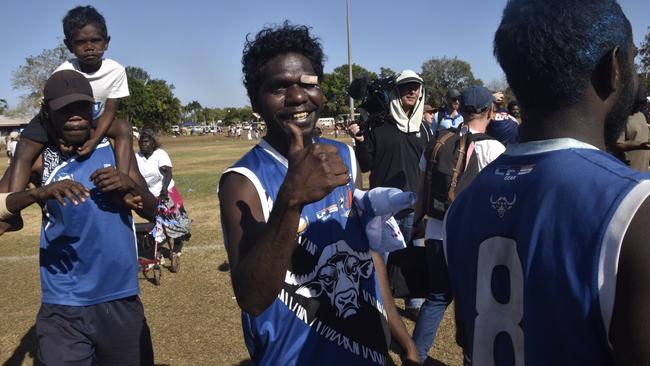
[346,123,365,142]
[123,193,144,210]
[35,180,90,206]
[77,137,100,158]
[89,166,134,193]
[281,123,350,208]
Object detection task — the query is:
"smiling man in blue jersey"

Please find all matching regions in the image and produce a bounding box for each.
[0,70,156,365]
[218,22,420,365]
[444,0,650,365]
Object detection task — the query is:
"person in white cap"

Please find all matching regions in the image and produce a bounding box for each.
[347,69,431,317]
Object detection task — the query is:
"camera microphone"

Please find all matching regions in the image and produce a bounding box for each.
[348,78,369,100]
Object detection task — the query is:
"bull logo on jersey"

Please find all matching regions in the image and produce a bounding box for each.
[490,194,517,218]
[291,241,374,319]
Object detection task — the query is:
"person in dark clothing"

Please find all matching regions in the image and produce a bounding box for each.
[487,91,520,145]
[348,69,430,191]
[347,69,430,315]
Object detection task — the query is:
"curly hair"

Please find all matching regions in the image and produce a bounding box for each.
[242,21,325,100]
[63,5,108,40]
[494,0,632,113]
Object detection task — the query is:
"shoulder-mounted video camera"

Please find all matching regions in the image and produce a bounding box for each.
[347,76,395,135]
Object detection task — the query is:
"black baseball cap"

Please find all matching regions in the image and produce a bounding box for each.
[446,88,461,99]
[460,86,494,113]
[43,70,94,111]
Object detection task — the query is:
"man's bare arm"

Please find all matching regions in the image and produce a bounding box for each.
[371,251,420,364]
[219,124,350,315]
[611,196,650,365]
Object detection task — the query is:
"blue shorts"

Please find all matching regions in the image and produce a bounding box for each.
[36,296,154,366]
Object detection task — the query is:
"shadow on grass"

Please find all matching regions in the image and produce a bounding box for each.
[3,325,38,366]
[232,360,252,366]
[218,261,230,272]
[423,357,450,366]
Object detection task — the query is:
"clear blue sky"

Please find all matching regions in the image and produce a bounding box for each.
[2,0,649,110]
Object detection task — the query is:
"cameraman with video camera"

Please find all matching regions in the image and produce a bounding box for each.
[347,69,431,317]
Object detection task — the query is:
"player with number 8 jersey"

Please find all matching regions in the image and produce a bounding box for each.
[445,140,650,365]
[443,0,650,365]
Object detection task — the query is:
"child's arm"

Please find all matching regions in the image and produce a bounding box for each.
[106,115,135,177]
[78,98,133,177]
[8,138,44,192]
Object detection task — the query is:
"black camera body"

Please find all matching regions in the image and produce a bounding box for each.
[347,76,395,134]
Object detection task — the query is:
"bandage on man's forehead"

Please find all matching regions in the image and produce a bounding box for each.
[300,74,319,85]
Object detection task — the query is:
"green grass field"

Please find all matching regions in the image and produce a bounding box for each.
[0,134,462,366]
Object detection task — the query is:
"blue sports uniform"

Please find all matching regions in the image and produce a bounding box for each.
[222,138,390,366]
[40,139,139,306]
[444,139,650,365]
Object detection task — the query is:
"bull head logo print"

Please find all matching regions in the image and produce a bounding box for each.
[490,194,517,218]
[288,241,374,319]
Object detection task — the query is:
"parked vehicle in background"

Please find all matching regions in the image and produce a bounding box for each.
[317,117,334,128]
[171,125,180,135]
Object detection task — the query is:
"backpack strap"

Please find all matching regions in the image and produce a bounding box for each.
[448,133,468,203]
[424,131,456,215]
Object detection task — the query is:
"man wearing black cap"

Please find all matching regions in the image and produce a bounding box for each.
[412,86,504,362]
[0,70,156,365]
[433,88,464,131]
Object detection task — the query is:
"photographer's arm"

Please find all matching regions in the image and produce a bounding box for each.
[347,121,374,173]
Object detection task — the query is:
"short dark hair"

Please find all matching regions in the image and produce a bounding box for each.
[242,21,325,100]
[494,0,632,113]
[63,6,108,40]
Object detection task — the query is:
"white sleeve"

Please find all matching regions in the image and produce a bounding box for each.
[109,63,130,98]
[155,149,173,168]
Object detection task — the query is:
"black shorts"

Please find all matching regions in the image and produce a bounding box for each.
[36,296,154,366]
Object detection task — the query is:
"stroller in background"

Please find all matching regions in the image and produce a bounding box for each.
[136,199,182,286]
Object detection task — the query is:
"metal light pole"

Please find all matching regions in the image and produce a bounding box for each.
[346,0,355,123]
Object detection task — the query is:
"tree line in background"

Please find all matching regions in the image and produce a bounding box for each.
[5,27,650,130]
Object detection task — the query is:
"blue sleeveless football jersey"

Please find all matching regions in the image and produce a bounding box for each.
[444,139,650,365]
[40,139,139,306]
[223,138,390,366]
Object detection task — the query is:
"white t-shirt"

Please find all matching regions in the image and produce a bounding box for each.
[418,130,505,240]
[135,149,175,196]
[54,58,130,120]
